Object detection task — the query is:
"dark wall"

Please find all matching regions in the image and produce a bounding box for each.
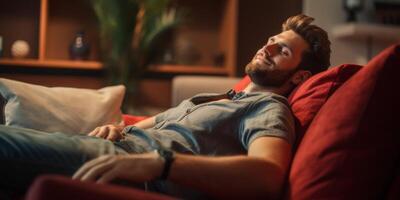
[237,0,302,75]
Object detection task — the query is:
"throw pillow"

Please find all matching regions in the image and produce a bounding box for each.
[286,44,400,199]
[288,64,361,146]
[0,78,125,135]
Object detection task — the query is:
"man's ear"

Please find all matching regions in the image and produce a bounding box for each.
[290,70,312,85]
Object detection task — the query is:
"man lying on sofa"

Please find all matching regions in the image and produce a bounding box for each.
[0,14,331,199]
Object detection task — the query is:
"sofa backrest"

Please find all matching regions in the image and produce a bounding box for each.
[172,76,241,107]
[287,64,361,148]
[285,44,400,199]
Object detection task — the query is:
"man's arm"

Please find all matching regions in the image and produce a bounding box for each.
[168,136,291,199]
[132,116,156,129]
[73,136,291,199]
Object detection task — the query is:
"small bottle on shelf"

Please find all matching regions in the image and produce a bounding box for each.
[69,31,90,60]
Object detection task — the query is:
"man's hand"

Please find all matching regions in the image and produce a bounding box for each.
[72,152,164,183]
[88,124,125,141]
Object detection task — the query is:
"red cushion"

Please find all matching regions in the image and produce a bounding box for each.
[26,175,175,200]
[288,64,361,145]
[233,75,251,92]
[286,44,400,199]
[122,114,147,126]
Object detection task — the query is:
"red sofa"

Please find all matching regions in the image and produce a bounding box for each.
[25,44,400,199]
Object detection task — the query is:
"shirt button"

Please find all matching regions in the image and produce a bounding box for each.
[186,109,191,113]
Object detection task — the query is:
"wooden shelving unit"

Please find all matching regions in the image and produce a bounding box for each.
[0,0,101,70]
[0,59,102,70]
[0,0,238,76]
[148,64,228,75]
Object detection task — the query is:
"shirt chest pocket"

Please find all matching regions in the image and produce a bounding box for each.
[181,103,239,130]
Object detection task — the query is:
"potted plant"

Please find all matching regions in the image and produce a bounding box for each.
[90,0,180,112]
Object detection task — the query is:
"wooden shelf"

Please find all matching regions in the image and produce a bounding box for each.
[332,23,400,41]
[0,0,238,76]
[0,60,227,74]
[148,64,228,75]
[0,58,102,70]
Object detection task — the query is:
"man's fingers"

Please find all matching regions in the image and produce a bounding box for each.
[88,127,99,136]
[88,125,125,139]
[73,155,111,180]
[96,168,119,184]
[96,127,109,138]
[106,129,121,141]
[80,160,115,182]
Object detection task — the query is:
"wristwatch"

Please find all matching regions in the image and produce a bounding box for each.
[156,148,175,180]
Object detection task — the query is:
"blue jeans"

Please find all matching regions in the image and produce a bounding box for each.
[0,125,205,198]
[0,125,134,192]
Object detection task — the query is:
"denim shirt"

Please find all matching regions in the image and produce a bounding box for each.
[122,92,295,156]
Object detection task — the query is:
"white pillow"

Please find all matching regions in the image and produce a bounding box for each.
[0,78,125,135]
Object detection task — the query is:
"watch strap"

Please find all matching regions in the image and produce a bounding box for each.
[156,148,175,180]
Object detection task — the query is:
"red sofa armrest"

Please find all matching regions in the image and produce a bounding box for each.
[122,115,148,126]
[26,175,175,200]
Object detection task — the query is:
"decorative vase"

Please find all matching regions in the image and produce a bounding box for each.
[343,0,364,22]
[69,31,90,60]
[11,40,30,59]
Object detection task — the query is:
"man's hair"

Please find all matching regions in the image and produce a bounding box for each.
[282,14,331,75]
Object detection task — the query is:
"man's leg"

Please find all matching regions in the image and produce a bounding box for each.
[0,125,127,193]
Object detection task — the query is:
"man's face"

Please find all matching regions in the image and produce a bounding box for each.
[245,30,309,87]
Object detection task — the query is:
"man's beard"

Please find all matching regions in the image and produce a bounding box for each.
[245,62,296,87]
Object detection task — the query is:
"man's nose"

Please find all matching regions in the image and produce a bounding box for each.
[265,43,279,56]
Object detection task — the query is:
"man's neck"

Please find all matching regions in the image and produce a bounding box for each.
[243,82,289,96]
